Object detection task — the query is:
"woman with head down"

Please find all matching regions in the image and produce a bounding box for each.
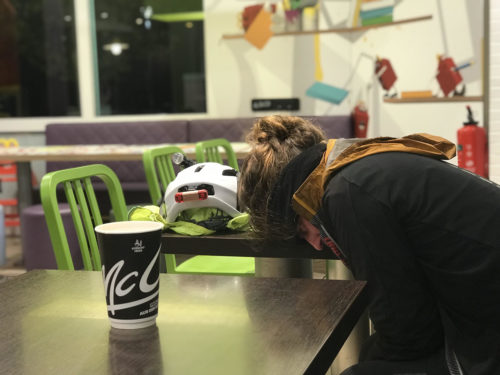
[238,115,500,375]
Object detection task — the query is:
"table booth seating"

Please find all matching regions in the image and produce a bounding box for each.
[22,116,353,270]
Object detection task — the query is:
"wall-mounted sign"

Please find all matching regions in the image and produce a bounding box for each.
[251,98,300,111]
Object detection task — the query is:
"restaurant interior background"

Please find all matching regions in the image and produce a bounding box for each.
[0,0,498,185]
[0,2,498,372]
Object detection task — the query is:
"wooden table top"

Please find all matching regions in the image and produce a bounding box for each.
[162,232,339,260]
[0,142,250,162]
[0,270,367,375]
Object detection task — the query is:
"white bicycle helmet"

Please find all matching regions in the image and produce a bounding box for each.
[163,162,241,224]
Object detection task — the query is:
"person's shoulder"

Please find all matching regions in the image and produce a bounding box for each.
[328,152,438,192]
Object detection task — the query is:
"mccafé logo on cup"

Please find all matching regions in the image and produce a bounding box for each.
[95,221,164,329]
[102,248,159,315]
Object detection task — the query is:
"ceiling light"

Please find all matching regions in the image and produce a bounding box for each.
[103,42,130,56]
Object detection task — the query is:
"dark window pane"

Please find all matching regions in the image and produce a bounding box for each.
[95,1,206,115]
[0,0,80,117]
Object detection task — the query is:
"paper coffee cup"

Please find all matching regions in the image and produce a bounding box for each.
[95,221,164,329]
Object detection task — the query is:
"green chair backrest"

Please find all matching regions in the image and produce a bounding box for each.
[40,164,128,271]
[195,138,239,171]
[142,145,254,276]
[142,145,187,273]
[142,145,185,205]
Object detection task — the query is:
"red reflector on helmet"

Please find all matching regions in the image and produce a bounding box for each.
[175,189,208,203]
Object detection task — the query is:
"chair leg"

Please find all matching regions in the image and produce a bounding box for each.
[0,205,5,267]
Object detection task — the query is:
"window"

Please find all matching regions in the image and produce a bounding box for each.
[94,0,206,115]
[0,0,206,119]
[0,0,79,117]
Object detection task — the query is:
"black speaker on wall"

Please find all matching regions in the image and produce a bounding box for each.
[251,98,300,111]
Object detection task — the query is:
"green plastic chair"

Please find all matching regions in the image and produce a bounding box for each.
[142,145,254,276]
[143,145,185,206]
[195,138,239,170]
[40,164,128,271]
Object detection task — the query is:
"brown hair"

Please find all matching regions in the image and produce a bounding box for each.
[238,115,326,239]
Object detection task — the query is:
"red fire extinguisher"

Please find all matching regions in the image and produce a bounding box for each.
[457,105,488,178]
[352,101,369,138]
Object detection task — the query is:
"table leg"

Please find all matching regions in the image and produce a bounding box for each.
[327,260,370,374]
[17,162,33,213]
[255,258,312,278]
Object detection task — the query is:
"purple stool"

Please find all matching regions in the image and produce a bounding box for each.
[21,204,83,270]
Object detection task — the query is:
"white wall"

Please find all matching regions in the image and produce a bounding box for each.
[203,0,353,117]
[489,0,500,183]
[0,0,487,151]
[353,0,484,145]
[205,0,484,155]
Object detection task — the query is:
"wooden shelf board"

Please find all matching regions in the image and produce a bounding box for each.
[383,96,483,104]
[222,15,433,40]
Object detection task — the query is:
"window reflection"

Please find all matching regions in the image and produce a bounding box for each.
[94,1,206,115]
[0,0,79,117]
[0,0,206,118]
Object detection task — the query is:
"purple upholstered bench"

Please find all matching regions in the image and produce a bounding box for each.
[21,203,82,270]
[307,116,354,139]
[38,116,352,209]
[23,121,190,269]
[187,115,353,142]
[22,115,353,270]
[44,120,189,209]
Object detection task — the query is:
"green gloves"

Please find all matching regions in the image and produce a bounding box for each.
[128,205,250,236]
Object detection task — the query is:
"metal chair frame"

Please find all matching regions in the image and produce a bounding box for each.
[40,164,128,270]
[142,145,254,276]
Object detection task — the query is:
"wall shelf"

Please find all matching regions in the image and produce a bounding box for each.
[222,15,433,40]
[383,95,483,104]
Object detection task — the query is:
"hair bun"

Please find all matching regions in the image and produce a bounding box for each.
[252,116,289,143]
[247,115,326,150]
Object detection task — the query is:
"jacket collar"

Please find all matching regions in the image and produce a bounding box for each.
[292,133,456,222]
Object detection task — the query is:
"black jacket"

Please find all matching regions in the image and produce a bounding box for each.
[319,152,500,374]
[270,142,500,374]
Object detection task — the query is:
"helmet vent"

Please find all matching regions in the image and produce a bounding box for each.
[222,169,238,177]
[197,184,214,195]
